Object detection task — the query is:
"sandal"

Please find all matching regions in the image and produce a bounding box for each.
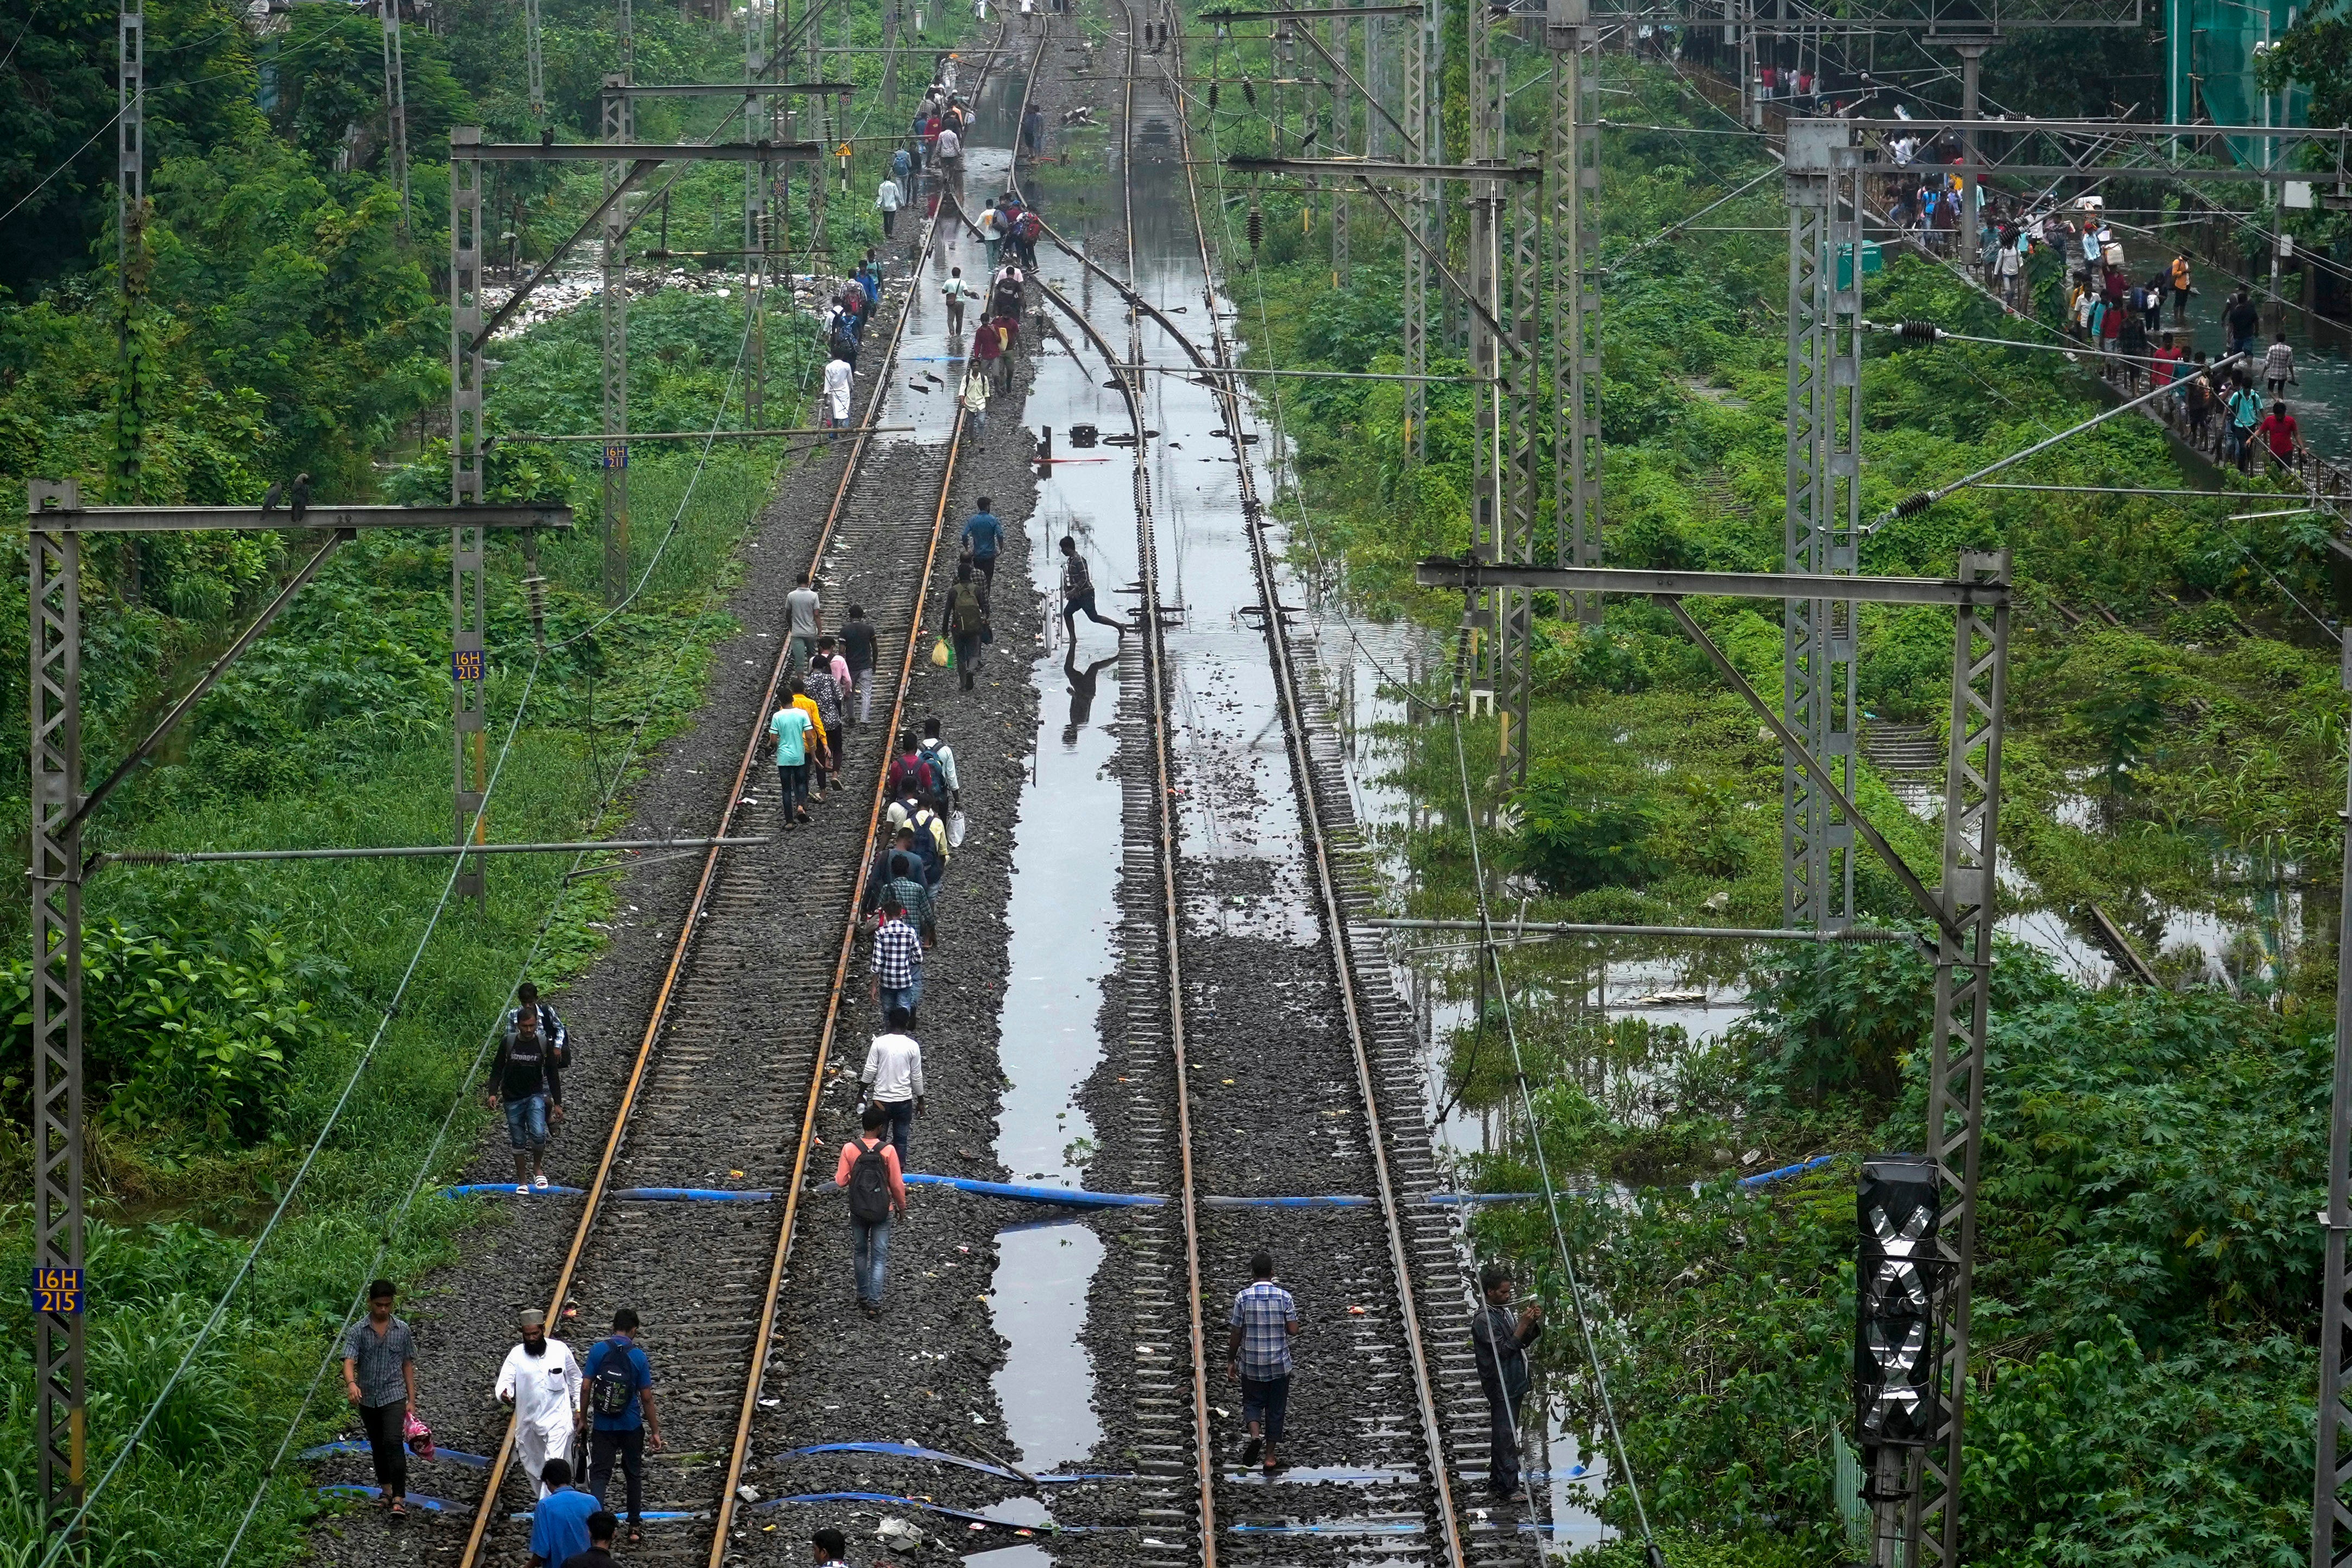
[628,1527,644,1545]
[388,1500,408,1521]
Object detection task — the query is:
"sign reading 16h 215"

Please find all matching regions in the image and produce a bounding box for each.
[31,1266,83,1315]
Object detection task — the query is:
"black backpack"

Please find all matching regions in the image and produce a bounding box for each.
[846,1137,893,1223]
[588,1341,637,1418]
[915,741,953,808]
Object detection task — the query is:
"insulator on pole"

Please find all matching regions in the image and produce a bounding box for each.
[1247,204,1263,250]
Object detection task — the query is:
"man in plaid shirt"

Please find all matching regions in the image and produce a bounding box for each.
[869,897,925,1025]
[1225,1250,1299,1472]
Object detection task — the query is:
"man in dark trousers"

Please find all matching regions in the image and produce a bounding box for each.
[1059,534,1126,642]
[1471,1262,1544,1504]
[960,497,1003,592]
[584,1308,663,1544]
[840,603,877,728]
[1227,1250,1299,1474]
[485,992,565,1190]
[342,1279,418,1520]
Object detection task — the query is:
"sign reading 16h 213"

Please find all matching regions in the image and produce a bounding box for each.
[31,1267,84,1315]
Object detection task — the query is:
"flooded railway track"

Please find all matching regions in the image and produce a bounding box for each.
[446,30,1015,1568]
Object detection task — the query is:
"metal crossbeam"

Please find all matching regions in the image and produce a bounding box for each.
[603,79,855,95]
[1412,561,2010,607]
[469,140,821,161]
[1226,154,1540,181]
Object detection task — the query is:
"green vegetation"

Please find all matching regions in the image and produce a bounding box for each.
[0,0,965,1558]
[1178,4,2335,1560]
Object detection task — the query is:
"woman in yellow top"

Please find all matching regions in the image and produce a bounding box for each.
[2170,254,2192,325]
[791,681,832,802]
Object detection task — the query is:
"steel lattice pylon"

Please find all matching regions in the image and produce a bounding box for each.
[1548,0,1599,619]
[1781,119,1862,933]
[379,0,410,221]
[29,487,85,1526]
[1400,0,1433,459]
[1913,548,2010,1566]
[449,134,489,905]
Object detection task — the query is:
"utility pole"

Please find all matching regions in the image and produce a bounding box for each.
[1330,10,1350,287]
[2318,634,2352,1568]
[603,76,633,607]
[115,0,146,510]
[380,0,412,223]
[527,0,546,120]
[450,129,491,906]
[1401,0,1435,458]
[1953,40,1989,280]
[1550,0,1599,619]
[747,5,770,431]
[1781,118,1862,933]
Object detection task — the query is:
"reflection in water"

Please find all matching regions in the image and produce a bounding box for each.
[1063,646,1117,746]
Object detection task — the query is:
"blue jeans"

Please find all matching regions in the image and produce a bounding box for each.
[777,761,809,815]
[874,1097,915,1169]
[503,1093,549,1150]
[879,979,922,1021]
[851,1215,893,1303]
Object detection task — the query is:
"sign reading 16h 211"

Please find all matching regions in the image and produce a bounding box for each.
[31,1266,84,1315]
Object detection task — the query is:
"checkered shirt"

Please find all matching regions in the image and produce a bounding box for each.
[1229,1280,1296,1379]
[871,916,923,990]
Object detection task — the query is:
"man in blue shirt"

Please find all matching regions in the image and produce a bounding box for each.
[528,1459,600,1567]
[583,1309,662,1541]
[959,497,1002,593]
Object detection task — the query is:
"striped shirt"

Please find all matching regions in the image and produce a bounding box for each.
[1229,1281,1297,1379]
[871,916,923,990]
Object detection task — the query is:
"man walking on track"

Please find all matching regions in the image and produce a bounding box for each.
[860,1007,925,1168]
[943,563,989,691]
[528,1459,599,1568]
[838,1103,909,1313]
[769,689,816,827]
[343,1279,418,1520]
[842,604,877,726]
[786,571,824,670]
[1228,1251,1298,1474]
[584,1309,662,1544]
[960,497,1003,592]
[488,989,566,1191]
[1471,1261,1544,1504]
[496,1306,584,1497]
[1059,534,1127,641]
[871,895,925,1022]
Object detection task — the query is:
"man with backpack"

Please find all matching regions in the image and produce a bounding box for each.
[918,717,961,814]
[870,895,925,1024]
[886,791,950,889]
[863,832,936,943]
[859,1007,925,1169]
[886,730,946,810]
[583,1308,662,1544]
[1012,205,1043,269]
[486,988,566,1190]
[836,1103,908,1313]
[941,563,989,692]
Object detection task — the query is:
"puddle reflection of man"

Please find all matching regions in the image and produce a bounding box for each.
[1063,644,1118,746]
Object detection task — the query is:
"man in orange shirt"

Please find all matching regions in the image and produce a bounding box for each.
[836,1104,908,1313]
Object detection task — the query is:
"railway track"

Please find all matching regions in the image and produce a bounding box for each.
[1008,7,1544,1561]
[447,28,1015,1568]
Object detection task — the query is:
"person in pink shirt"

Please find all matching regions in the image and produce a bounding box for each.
[836,1104,907,1313]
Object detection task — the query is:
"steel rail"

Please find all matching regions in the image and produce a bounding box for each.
[449,25,1010,1566]
[701,16,1021,1556]
[1008,11,1222,1559]
[1148,8,1472,1564]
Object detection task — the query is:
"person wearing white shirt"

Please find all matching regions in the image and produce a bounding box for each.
[935,124,963,185]
[859,1011,926,1168]
[823,352,854,437]
[495,1307,583,1498]
[875,176,903,238]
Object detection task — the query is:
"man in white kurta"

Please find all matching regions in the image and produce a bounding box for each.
[495,1307,583,1497]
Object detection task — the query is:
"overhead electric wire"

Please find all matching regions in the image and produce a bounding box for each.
[35,649,550,1568]
[1441,652,1662,1565]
